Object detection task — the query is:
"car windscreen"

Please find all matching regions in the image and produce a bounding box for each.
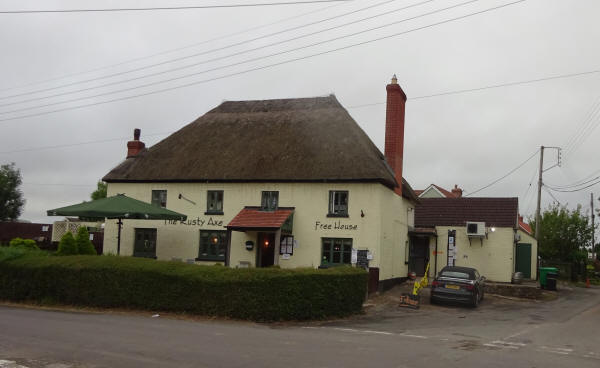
[440,271,472,279]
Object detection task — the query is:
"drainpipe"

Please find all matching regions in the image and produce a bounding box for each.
[434,234,438,277]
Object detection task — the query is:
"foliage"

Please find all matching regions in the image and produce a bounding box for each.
[56,232,78,256]
[75,227,97,255]
[90,181,107,201]
[8,237,40,250]
[0,163,25,221]
[0,245,46,262]
[530,203,594,263]
[0,255,367,321]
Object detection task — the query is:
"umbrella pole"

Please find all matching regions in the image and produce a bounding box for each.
[117,218,123,255]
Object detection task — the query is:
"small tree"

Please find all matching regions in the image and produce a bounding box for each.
[75,227,97,255]
[0,163,25,221]
[91,181,107,201]
[56,231,78,256]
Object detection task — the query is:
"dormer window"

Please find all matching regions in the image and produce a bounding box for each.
[261,191,278,211]
[328,191,348,217]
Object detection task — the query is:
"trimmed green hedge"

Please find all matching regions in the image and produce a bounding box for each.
[0,250,367,321]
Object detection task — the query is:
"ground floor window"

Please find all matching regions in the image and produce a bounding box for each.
[198,230,227,261]
[321,238,352,265]
[134,228,157,258]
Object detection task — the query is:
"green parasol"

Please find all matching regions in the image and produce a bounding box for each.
[48,194,187,255]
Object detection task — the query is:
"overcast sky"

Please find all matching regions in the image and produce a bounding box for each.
[1,0,599,226]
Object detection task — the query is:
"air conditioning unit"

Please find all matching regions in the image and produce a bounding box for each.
[466,221,486,237]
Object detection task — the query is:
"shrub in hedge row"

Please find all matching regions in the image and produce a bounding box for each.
[0,251,367,321]
[8,238,40,250]
[75,227,97,255]
[56,232,78,256]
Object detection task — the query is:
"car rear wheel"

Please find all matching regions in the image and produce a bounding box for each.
[471,291,479,308]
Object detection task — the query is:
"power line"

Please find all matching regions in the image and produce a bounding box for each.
[465,149,539,197]
[545,179,600,193]
[562,98,600,155]
[543,185,562,205]
[545,170,600,190]
[22,182,92,187]
[2,69,595,153]
[0,1,352,14]
[521,165,538,199]
[347,68,600,109]
[563,98,600,160]
[0,0,528,123]
[0,0,346,93]
[0,0,417,106]
[0,132,172,155]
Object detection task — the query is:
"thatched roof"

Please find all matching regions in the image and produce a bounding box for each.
[103,95,416,200]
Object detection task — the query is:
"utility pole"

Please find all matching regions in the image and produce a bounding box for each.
[534,146,561,240]
[592,193,595,260]
[535,146,544,240]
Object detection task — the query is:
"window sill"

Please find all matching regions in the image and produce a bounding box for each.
[319,263,350,269]
[204,211,224,216]
[326,213,349,218]
[195,257,225,262]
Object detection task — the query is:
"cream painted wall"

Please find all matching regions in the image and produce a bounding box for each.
[427,226,517,282]
[105,182,413,280]
[378,187,414,281]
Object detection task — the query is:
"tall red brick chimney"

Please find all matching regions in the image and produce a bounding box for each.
[127,128,145,158]
[385,74,407,196]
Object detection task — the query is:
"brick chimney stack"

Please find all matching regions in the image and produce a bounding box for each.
[385,74,407,196]
[127,128,145,158]
[451,185,463,198]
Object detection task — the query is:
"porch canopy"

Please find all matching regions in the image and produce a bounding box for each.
[409,227,438,236]
[47,194,187,255]
[227,207,294,232]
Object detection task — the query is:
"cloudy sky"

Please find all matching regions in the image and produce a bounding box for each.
[1,0,599,226]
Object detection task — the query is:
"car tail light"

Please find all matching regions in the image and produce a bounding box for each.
[465,284,475,290]
[432,281,442,288]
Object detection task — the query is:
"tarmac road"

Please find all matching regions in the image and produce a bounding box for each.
[1,286,599,368]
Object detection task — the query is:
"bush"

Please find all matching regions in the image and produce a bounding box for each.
[75,227,96,255]
[0,245,46,262]
[9,237,40,250]
[0,255,367,321]
[56,232,78,256]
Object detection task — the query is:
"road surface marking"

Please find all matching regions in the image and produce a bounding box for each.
[399,334,427,339]
[483,343,519,349]
[504,325,538,339]
[302,327,424,338]
[362,330,394,335]
[491,340,526,346]
[539,346,570,355]
[483,340,525,349]
[0,360,28,368]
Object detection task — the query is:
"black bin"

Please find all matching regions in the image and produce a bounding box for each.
[546,272,558,291]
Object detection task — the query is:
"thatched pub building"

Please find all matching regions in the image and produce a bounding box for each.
[102,77,418,290]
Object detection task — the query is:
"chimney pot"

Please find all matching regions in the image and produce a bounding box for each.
[127,128,145,158]
[451,184,463,198]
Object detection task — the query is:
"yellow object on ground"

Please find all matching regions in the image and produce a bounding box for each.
[412,263,430,296]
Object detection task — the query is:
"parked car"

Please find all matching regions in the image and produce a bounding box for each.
[430,266,485,307]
